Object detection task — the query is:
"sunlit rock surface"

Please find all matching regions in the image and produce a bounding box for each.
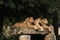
[45,33,56,40]
[13,27,49,35]
[19,35,30,40]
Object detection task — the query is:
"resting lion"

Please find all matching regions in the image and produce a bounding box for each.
[14,17,35,28]
[34,18,44,31]
[33,18,53,32]
[41,18,52,32]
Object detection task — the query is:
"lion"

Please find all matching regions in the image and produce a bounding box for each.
[14,17,35,28]
[41,18,52,32]
[34,18,44,31]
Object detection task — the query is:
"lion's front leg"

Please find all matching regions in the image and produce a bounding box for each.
[43,26,51,32]
[38,25,44,31]
[33,25,44,31]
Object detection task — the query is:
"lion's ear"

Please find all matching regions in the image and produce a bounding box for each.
[24,17,29,23]
[25,17,30,21]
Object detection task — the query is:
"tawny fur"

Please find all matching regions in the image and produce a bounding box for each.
[34,18,44,31]
[14,17,53,32]
[41,18,51,31]
[14,17,34,28]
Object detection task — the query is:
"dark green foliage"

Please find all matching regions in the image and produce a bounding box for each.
[3,0,51,17]
[3,0,54,22]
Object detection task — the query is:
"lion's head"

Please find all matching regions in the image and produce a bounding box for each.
[41,18,48,24]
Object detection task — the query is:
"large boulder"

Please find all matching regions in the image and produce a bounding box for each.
[14,28,49,35]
